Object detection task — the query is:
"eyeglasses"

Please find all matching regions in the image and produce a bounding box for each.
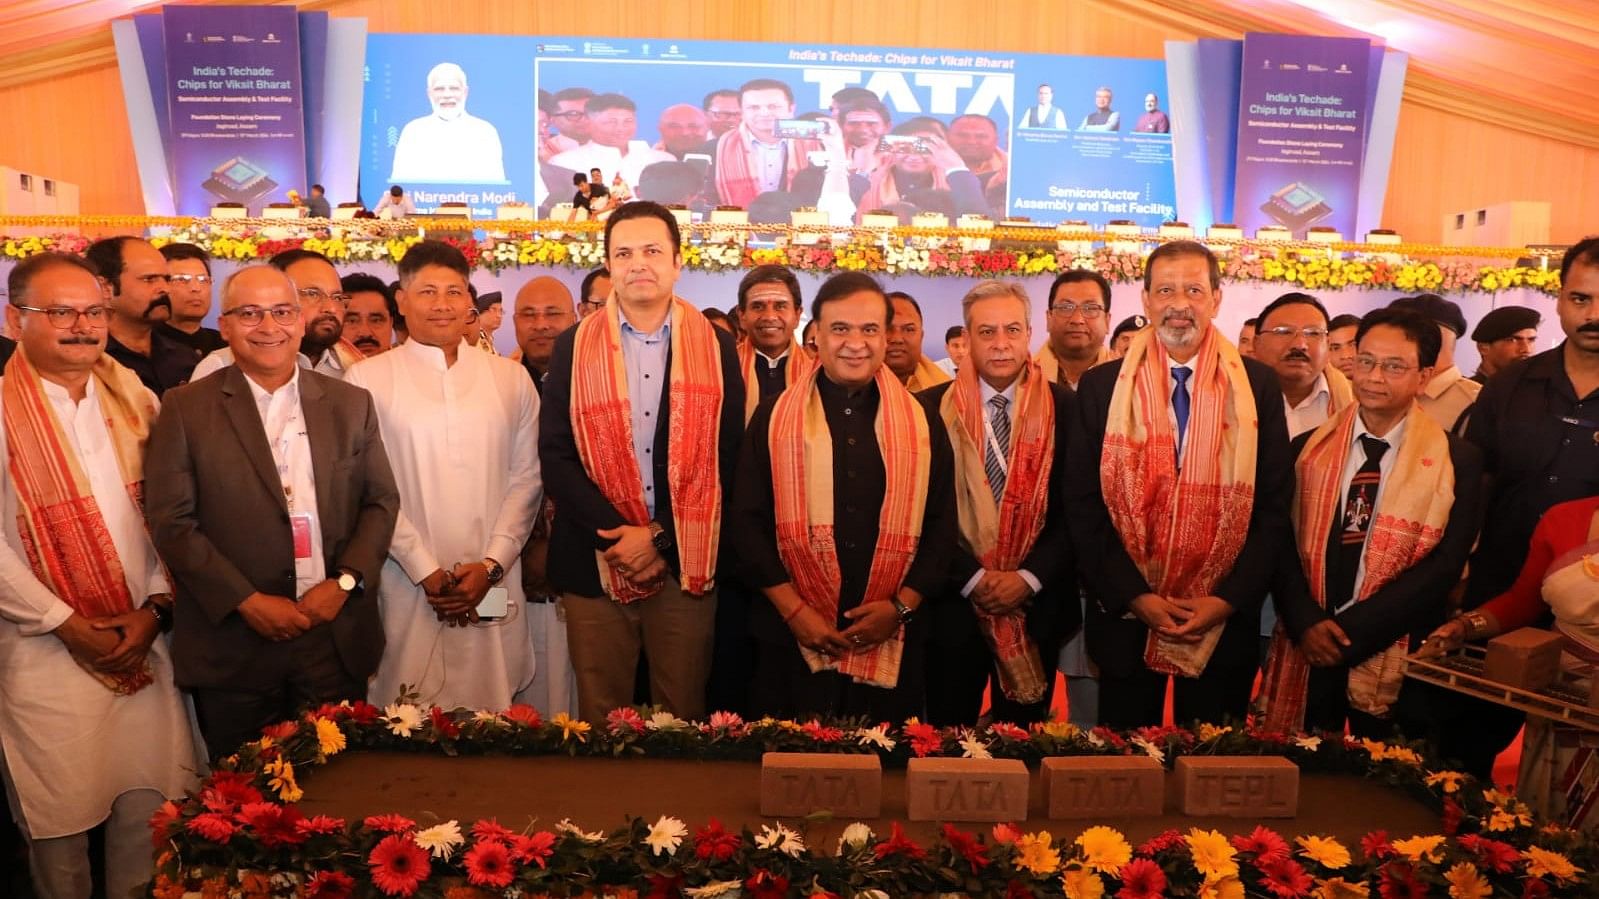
[297,287,352,306]
[13,303,109,329]
[169,274,213,286]
[132,273,170,286]
[222,305,301,327]
[550,110,587,120]
[1353,355,1418,376]
[1259,325,1328,341]
[579,298,607,310]
[1049,302,1106,319]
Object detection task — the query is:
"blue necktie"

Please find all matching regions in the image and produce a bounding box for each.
[1171,366,1192,459]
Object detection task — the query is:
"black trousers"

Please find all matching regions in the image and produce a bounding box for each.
[705,579,755,716]
[1097,660,1257,729]
[750,629,927,723]
[190,627,365,760]
[925,623,1062,727]
[1304,664,1402,740]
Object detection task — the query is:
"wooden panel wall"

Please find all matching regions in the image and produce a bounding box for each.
[0,0,1592,242]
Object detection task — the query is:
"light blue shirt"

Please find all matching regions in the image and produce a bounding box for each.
[746,129,786,194]
[620,317,671,518]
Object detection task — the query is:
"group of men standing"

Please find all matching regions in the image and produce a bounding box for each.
[3,204,1598,897]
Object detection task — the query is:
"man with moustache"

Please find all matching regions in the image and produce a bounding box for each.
[157,243,226,355]
[1388,294,1480,433]
[735,265,809,419]
[1035,270,1114,389]
[920,280,1078,726]
[1470,306,1541,383]
[84,236,200,396]
[191,249,362,381]
[655,103,710,160]
[1262,307,1481,738]
[512,276,576,393]
[1068,240,1293,727]
[1252,292,1355,439]
[540,202,743,722]
[884,291,951,392]
[343,241,541,711]
[549,94,674,193]
[948,114,1008,196]
[0,253,201,899]
[146,265,400,758]
[702,89,741,139]
[1326,313,1361,381]
[733,271,955,719]
[702,78,852,215]
[577,267,611,320]
[340,272,398,357]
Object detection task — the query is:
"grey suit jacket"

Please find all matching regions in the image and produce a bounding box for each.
[145,364,400,690]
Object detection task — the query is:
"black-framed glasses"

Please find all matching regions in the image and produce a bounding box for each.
[297,287,352,305]
[221,305,301,327]
[1353,355,1418,376]
[1260,325,1328,341]
[1049,302,1106,319]
[550,110,587,120]
[579,298,607,310]
[13,303,109,329]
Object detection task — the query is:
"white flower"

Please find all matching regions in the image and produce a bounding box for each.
[644,815,687,857]
[473,710,501,723]
[1294,735,1323,751]
[647,711,688,731]
[555,818,606,843]
[854,891,891,899]
[1130,736,1165,763]
[1086,729,1106,748]
[412,820,464,860]
[755,823,805,856]
[838,822,875,852]
[854,725,896,752]
[958,731,993,760]
[685,880,745,898]
[384,703,423,737]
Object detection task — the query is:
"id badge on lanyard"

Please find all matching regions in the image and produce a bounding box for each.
[285,485,319,584]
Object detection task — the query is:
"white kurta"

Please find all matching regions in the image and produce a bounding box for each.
[346,341,541,711]
[0,377,202,838]
[390,113,507,182]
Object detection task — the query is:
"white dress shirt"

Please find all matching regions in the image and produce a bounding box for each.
[243,368,325,595]
[1333,413,1408,612]
[959,377,1043,598]
[192,345,349,382]
[1284,373,1333,438]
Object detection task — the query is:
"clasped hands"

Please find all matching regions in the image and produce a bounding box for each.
[788,589,920,659]
[236,574,355,642]
[1130,593,1233,643]
[422,562,494,628]
[55,593,172,671]
[597,524,667,589]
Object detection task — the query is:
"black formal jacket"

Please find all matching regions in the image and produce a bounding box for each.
[145,365,401,690]
[539,320,745,597]
[1272,426,1484,664]
[1066,353,1294,678]
[732,372,957,643]
[917,380,1080,654]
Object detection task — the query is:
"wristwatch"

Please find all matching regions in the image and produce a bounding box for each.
[648,521,673,553]
[482,557,505,586]
[146,601,173,633]
[891,595,915,623]
[336,569,360,593]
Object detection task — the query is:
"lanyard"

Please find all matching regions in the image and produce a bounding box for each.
[264,390,303,512]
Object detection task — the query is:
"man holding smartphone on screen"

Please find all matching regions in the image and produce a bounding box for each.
[701,78,855,222]
[344,240,544,712]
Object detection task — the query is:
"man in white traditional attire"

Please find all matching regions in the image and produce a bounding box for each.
[0,253,201,899]
[191,249,362,381]
[347,239,542,711]
[389,62,507,183]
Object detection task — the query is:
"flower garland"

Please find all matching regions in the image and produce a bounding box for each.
[149,704,1597,898]
[0,229,1562,297]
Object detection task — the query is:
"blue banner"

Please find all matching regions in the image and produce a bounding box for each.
[1232,33,1372,238]
[162,6,308,216]
[359,35,1177,226]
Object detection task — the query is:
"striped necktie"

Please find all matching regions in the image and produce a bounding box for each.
[985,394,1011,503]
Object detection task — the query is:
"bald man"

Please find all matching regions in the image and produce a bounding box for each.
[656,103,710,160]
[514,276,577,395]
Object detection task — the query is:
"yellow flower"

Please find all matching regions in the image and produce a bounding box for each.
[552,712,590,743]
[314,717,346,757]
[1385,746,1423,766]
[1198,723,1232,742]
[1186,828,1239,880]
[1074,826,1131,874]
[263,757,302,802]
[1038,721,1078,740]
[1392,834,1445,863]
[1487,806,1531,831]
[1445,862,1490,899]
[1425,771,1466,794]
[1313,877,1367,899]
[1523,846,1582,881]
[1060,866,1104,899]
[1015,831,1062,876]
[1198,875,1244,899]
[1295,835,1351,869]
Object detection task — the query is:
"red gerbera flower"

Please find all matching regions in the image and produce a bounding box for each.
[991,823,1022,845]
[1259,857,1314,899]
[1377,862,1427,899]
[186,812,237,843]
[694,817,742,862]
[990,722,1030,741]
[744,869,789,899]
[510,831,556,868]
[502,704,542,728]
[1523,879,1551,899]
[1456,834,1519,873]
[800,720,845,742]
[304,871,355,899]
[345,700,382,724]
[645,873,685,899]
[1137,829,1186,855]
[236,802,306,847]
[428,706,461,738]
[364,813,418,834]
[149,800,182,848]
[873,822,926,860]
[1233,825,1290,864]
[905,721,942,757]
[1116,858,1167,899]
[941,823,990,871]
[200,771,264,813]
[1362,830,1395,861]
[261,720,298,741]
[464,839,514,888]
[1441,798,1463,835]
[296,815,347,837]
[468,818,515,844]
[606,707,646,735]
[369,833,431,897]
[1090,726,1127,749]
